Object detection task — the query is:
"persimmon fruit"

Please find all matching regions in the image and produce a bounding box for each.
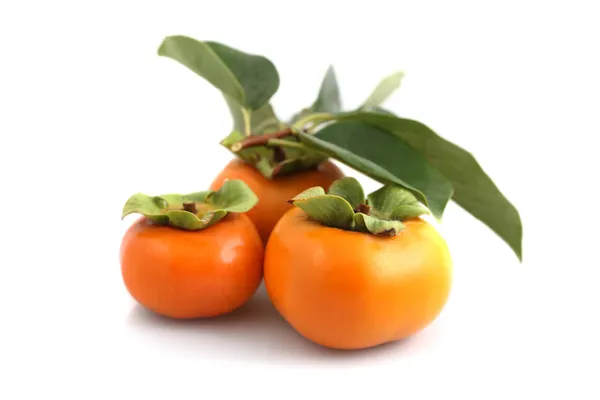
[210,158,344,243]
[264,178,453,350]
[119,180,263,319]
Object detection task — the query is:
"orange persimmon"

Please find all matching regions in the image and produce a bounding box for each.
[264,178,453,350]
[119,180,263,319]
[210,158,344,243]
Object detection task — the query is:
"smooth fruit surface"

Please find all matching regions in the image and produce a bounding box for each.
[210,159,344,243]
[264,207,453,350]
[120,213,263,319]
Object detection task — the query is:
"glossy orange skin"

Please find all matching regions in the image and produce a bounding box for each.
[120,214,263,319]
[210,159,344,243]
[264,208,453,350]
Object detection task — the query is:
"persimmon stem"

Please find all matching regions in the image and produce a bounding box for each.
[231,128,293,151]
[182,202,198,214]
[356,203,371,215]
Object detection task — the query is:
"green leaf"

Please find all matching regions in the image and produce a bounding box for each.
[205,179,259,212]
[367,185,430,220]
[360,72,404,109]
[353,213,405,236]
[328,177,365,209]
[337,112,523,260]
[158,35,279,110]
[121,180,258,231]
[288,66,341,124]
[311,65,341,113]
[299,121,453,219]
[290,190,355,230]
[298,132,427,210]
[359,106,397,116]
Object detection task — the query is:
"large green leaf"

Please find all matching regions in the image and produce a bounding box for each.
[158,35,279,110]
[338,111,523,260]
[300,121,453,219]
[298,134,434,217]
[360,71,404,109]
[289,65,341,124]
[359,106,397,116]
[311,65,341,113]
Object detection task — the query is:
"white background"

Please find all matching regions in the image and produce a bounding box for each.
[1,1,599,398]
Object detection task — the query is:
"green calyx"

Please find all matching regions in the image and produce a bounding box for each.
[220,127,328,179]
[121,179,258,231]
[289,177,430,236]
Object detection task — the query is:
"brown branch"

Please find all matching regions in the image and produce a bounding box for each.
[230,128,293,151]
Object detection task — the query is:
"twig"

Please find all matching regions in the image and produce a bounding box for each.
[231,128,293,151]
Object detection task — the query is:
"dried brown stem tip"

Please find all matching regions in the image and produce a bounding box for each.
[356,203,371,215]
[182,202,198,214]
[231,128,293,151]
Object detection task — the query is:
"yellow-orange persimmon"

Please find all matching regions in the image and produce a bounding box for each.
[210,159,344,243]
[264,179,453,350]
[120,181,263,319]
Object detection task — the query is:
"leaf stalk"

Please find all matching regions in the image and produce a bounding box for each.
[242,108,252,136]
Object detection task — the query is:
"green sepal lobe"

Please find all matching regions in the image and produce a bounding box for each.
[367,185,430,221]
[289,190,355,230]
[327,177,364,210]
[353,213,405,236]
